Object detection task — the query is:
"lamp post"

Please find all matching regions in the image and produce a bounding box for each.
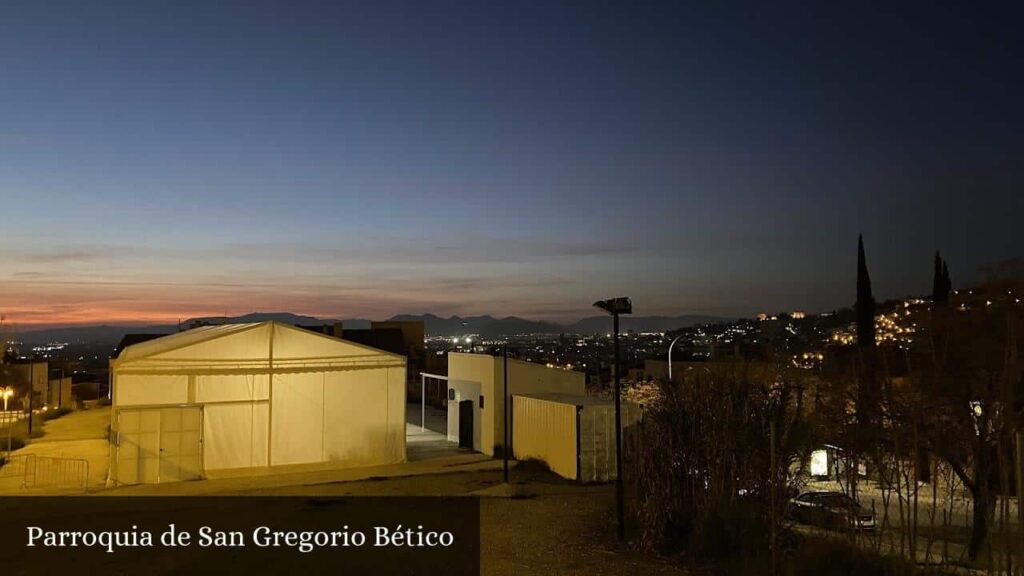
[593,296,632,541]
[2,387,12,457]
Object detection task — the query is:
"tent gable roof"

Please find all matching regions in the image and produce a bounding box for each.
[114,321,405,372]
[114,323,263,364]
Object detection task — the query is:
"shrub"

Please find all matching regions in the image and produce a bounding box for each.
[0,434,27,452]
[42,406,72,421]
[626,363,813,560]
[782,538,954,576]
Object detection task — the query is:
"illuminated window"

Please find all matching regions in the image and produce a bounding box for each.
[810,449,829,477]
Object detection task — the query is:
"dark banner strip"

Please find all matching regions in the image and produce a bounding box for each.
[0,496,480,575]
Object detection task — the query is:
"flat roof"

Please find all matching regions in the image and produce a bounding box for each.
[515,393,620,407]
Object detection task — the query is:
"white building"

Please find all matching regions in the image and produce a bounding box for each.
[445,352,585,455]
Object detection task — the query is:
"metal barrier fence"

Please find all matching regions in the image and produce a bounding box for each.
[0,454,89,493]
[0,453,30,488]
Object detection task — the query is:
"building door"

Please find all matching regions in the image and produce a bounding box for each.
[117,406,203,484]
[458,400,474,449]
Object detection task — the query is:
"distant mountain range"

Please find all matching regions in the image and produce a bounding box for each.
[16,311,730,345]
[388,313,729,337]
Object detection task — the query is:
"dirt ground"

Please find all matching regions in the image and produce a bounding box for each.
[245,466,688,575]
[2,405,689,574]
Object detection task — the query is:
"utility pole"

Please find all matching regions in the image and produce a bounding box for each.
[593,297,632,541]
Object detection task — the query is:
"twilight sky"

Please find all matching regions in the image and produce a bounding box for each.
[1,1,1021,327]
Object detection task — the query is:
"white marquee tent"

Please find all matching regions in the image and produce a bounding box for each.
[109,321,407,485]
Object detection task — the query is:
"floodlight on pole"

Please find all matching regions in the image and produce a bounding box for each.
[593,296,632,542]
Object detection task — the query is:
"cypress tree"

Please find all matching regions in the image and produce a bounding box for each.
[932,251,952,303]
[856,235,876,348]
[855,235,880,439]
[942,260,951,299]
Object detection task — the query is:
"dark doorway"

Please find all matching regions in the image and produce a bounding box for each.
[458,400,474,449]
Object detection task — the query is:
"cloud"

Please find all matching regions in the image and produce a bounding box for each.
[18,251,101,264]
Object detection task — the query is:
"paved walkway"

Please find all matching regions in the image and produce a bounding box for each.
[102,451,502,495]
[1,401,485,496]
[406,402,471,461]
[0,406,110,493]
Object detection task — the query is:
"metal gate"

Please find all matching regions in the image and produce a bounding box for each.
[116,406,203,484]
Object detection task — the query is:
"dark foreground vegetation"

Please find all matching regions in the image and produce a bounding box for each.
[624,277,1024,575]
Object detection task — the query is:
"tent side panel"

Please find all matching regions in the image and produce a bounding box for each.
[387,366,407,462]
[323,369,390,465]
[270,372,325,466]
[204,402,268,470]
[115,374,188,406]
[512,396,578,480]
[195,374,269,403]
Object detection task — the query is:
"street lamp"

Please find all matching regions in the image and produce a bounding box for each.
[593,296,632,541]
[1,386,13,412]
[667,334,684,382]
[1,386,13,457]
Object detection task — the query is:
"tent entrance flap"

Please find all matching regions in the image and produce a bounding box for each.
[116,406,203,485]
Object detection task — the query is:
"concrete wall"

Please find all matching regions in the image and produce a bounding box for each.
[10,361,48,410]
[447,353,498,453]
[47,376,73,408]
[446,378,482,450]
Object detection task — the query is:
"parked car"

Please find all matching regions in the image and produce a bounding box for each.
[788,491,875,531]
